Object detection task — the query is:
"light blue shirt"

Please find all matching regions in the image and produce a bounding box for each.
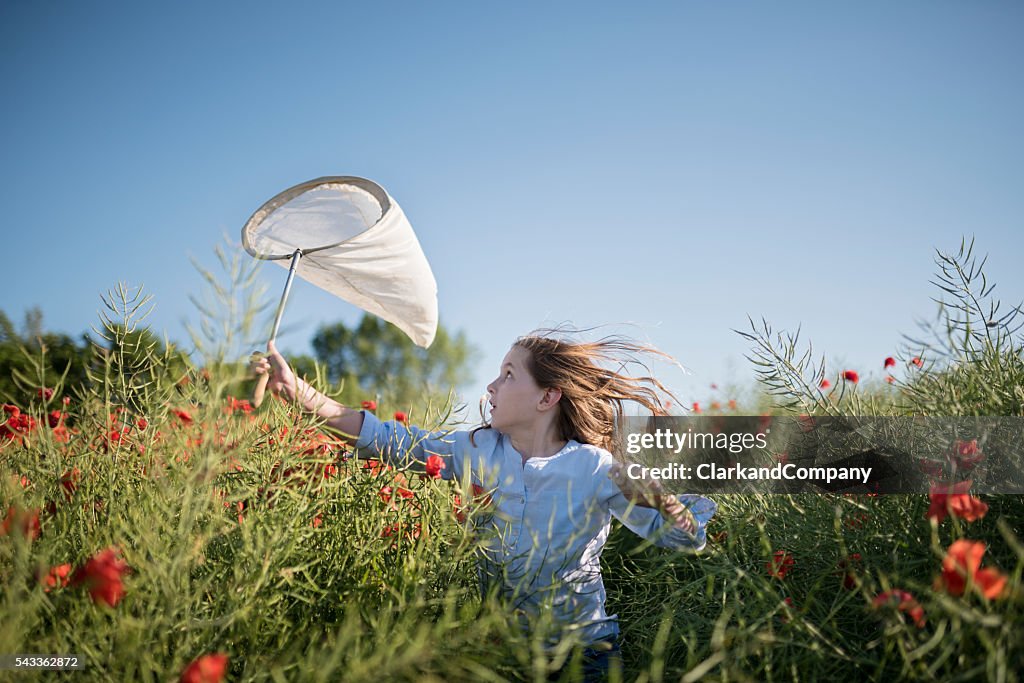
[355,411,717,646]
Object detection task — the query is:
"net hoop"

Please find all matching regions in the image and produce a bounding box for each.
[241,175,392,261]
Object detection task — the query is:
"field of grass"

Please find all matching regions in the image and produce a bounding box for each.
[2,239,1021,681]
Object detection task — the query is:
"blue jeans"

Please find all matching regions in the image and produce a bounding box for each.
[549,636,622,682]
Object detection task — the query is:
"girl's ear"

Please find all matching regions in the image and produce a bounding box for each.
[538,387,562,411]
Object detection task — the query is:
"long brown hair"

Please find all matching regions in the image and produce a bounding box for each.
[473,328,682,453]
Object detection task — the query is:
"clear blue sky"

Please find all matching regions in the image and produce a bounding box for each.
[3,1,1022,410]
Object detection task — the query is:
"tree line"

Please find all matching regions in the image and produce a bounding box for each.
[0,307,477,412]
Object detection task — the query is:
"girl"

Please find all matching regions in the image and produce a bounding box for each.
[251,331,716,680]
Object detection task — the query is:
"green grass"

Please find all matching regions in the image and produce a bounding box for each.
[2,237,1022,681]
[2,386,1021,682]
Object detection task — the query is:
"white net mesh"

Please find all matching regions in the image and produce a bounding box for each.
[245,183,383,258]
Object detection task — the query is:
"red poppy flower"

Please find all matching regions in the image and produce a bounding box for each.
[453,483,491,523]
[1,407,36,441]
[766,550,794,579]
[471,483,491,507]
[883,357,896,369]
[381,521,423,543]
[179,653,229,683]
[394,411,408,423]
[956,440,979,457]
[71,547,129,607]
[691,402,701,414]
[837,553,862,590]
[40,563,72,592]
[378,485,413,507]
[911,357,923,367]
[844,511,869,529]
[1,506,40,540]
[926,480,988,522]
[226,397,253,414]
[842,370,859,384]
[37,387,54,401]
[872,589,926,628]
[934,539,1007,599]
[361,400,377,411]
[728,399,738,410]
[172,408,193,424]
[952,440,984,469]
[425,455,445,479]
[885,376,895,384]
[361,460,389,477]
[819,378,831,389]
[710,401,721,410]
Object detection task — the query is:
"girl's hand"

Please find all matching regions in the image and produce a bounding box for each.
[249,340,297,401]
[609,463,697,535]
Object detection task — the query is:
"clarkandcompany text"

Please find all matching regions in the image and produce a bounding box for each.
[626,462,873,486]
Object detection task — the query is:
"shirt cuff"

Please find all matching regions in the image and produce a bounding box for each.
[354,409,381,450]
[667,527,705,551]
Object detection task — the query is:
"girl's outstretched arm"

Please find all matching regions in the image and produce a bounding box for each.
[250,340,365,444]
[601,459,717,551]
[609,463,697,533]
[251,341,473,477]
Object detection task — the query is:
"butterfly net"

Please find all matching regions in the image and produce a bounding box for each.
[242,176,438,347]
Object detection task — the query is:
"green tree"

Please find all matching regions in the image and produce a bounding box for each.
[1,300,191,408]
[309,315,478,411]
[0,307,92,404]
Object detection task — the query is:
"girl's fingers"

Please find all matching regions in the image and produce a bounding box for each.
[248,353,268,376]
[612,464,696,530]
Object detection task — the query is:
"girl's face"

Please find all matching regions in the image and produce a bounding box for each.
[486,345,549,433]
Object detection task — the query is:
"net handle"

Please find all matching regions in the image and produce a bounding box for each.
[253,249,303,407]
